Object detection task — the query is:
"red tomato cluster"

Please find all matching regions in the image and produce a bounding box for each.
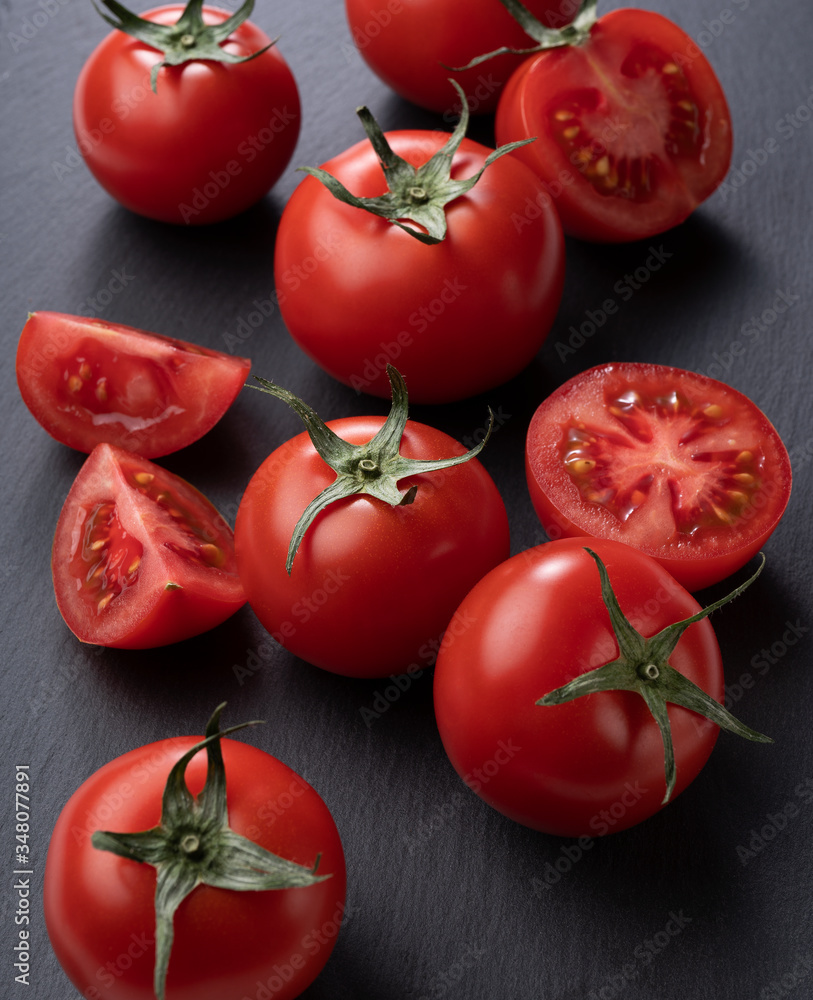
[23,1,797,999]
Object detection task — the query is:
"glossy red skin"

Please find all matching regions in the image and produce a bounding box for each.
[52,443,245,648]
[434,538,724,837]
[495,9,733,241]
[344,0,563,115]
[235,416,510,677]
[525,363,792,591]
[74,5,300,224]
[44,735,346,1000]
[274,131,565,404]
[16,312,250,458]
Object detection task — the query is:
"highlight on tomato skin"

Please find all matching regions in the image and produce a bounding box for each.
[16,312,251,459]
[52,443,246,649]
[494,6,734,242]
[524,363,792,591]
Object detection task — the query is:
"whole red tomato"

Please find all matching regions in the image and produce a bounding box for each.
[16,312,250,458]
[235,373,510,677]
[344,0,563,115]
[434,538,770,837]
[44,707,346,1000]
[274,117,564,404]
[525,363,792,591]
[73,2,300,224]
[494,4,733,241]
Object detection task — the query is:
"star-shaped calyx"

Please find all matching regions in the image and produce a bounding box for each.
[298,79,534,244]
[92,0,275,91]
[250,365,495,573]
[537,549,773,804]
[92,705,328,1000]
[454,0,599,71]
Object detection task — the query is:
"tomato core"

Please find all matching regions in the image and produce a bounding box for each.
[559,384,765,544]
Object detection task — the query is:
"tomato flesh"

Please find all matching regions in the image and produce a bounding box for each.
[16,312,250,457]
[53,444,245,647]
[495,10,733,241]
[526,364,791,591]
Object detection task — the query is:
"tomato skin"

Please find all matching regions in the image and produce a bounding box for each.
[44,735,346,1000]
[16,312,250,458]
[235,416,510,677]
[495,9,733,242]
[52,443,246,648]
[525,363,792,592]
[344,0,562,115]
[433,538,724,837]
[74,6,300,225]
[274,132,564,404]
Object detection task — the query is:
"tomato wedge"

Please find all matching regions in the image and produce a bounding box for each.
[525,364,791,590]
[495,8,733,241]
[16,312,250,458]
[52,444,245,648]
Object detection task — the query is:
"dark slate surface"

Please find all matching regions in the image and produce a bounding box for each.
[1,1,812,998]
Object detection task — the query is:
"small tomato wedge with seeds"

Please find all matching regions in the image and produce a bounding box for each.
[16,312,250,458]
[52,443,245,648]
[525,363,791,591]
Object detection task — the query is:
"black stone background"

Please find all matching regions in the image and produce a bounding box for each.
[1,1,812,998]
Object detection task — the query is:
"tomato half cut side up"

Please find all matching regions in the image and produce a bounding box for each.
[16,312,251,458]
[52,443,246,648]
[525,364,791,590]
[495,8,733,241]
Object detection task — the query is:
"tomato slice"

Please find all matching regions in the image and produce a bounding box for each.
[495,9,733,241]
[525,364,791,590]
[52,444,245,648]
[16,312,250,458]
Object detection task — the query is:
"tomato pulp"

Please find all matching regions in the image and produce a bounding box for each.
[52,443,245,647]
[525,363,791,590]
[16,312,250,457]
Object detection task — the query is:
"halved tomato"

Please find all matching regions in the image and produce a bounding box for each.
[52,443,245,648]
[16,312,250,458]
[525,363,791,590]
[495,8,733,241]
